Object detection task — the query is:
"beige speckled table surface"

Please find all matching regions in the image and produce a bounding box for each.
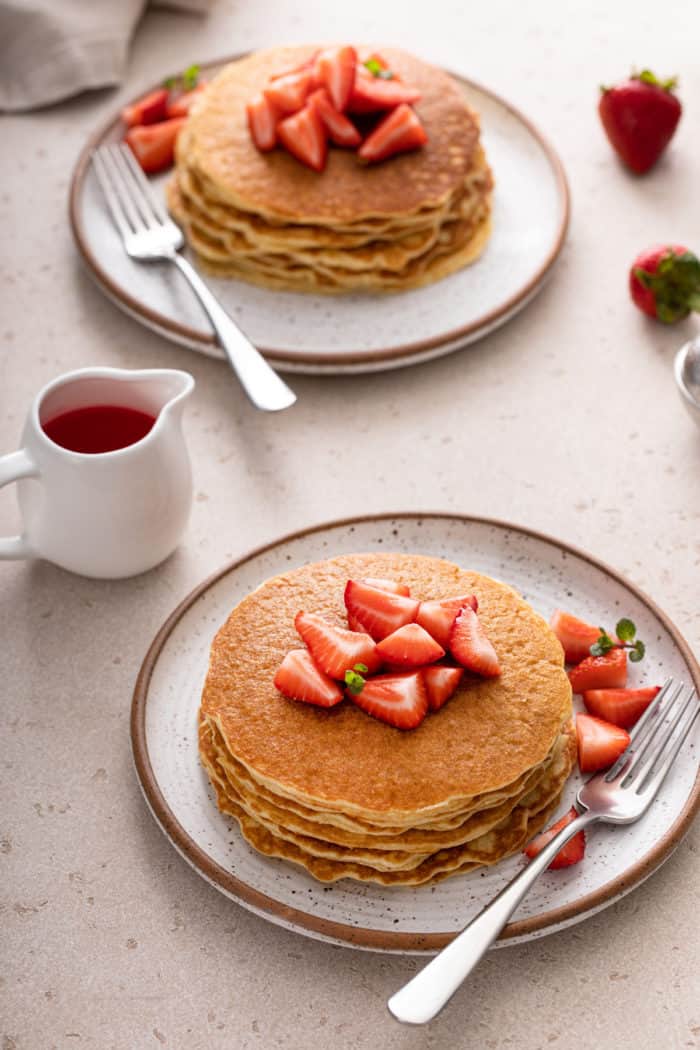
[2,1,700,1047]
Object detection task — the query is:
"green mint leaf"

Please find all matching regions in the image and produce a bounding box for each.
[364,58,383,76]
[629,640,646,662]
[344,669,366,695]
[591,629,614,656]
[354,663,368,674]
[615,618,636,642]
[183,63,200,89]
[590,642,606,657]
[163,76,176,89]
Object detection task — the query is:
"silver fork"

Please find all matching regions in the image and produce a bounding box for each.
[388,677,699,1025]
[92,144,296,412]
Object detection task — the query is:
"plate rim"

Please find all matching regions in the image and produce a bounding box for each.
[69,55,570,369]
[131,511,700,952]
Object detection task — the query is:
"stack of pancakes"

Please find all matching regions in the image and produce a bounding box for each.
[199,554,575,886]
[167,46,494,293]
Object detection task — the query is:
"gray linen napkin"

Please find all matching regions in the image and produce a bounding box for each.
[0,0,214,112]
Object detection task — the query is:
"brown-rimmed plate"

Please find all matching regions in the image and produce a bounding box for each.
[131,513,700,953]
[70,59,569,374]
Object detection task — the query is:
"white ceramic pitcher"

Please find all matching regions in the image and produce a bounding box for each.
[0,367,195,578]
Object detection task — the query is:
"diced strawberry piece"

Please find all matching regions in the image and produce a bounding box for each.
[416,595,478,650]
[350,672,428,729]
[376,623,444,669]
[263,70,313,114]
[523,807,586,869]
[582,686,660,729]
[273,650,343,707]
[246,93,280,151]
[347,612,367,633]
[361,577,410,596]
[315,46,357,112]
[166,82,207,118]
[568,648,627,693]
[124,117,186,174]
[358,103,427,163]
[549,609,602,664]
[308,88,361,147]
[277,103,327,171]
[344,580,419,641]
[422,665,464,711]
[576,713,630,773]
[348,70,421,113]
[270,52,320,83]
[121,87,169,127]
[294,611,381,679]
[449,606,501,678]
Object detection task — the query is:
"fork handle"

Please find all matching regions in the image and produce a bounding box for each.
[171,254,297,412]
[388,809,599,1025]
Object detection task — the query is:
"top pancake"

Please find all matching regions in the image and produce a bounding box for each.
[201,553,572,818]
[179,46,481,223]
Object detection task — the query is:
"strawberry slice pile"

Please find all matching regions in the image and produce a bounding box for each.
[524,605,660,871]
[246,48,427,171]
[273,577,499,729]
[122,64,207,173]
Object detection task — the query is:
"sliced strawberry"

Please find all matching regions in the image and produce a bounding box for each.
[308,89,361,147]
[568,648,627,693]
[270,52,320,83]
[294,611,381,679]
[348,69,421,113]
[449,606,501,678]
[361,577,410,596]
[124,116,186,174]
[523,807,586,869]
[347,612,367,632]
[358,103,427,163]
[422,665,464,711]
[121,87,169,128]
[344,580,419,641]
[350,672,427,729]
[315,46,357,112]
[576,713,630,773]
[582,686,660,729]
[264,70,313,114]
[273,649,343,707]
[549,609,602,664]
[277,103,327,171]
[376,623,444,669]
[166,82,207,118]
[416,595,478,650]
[246,92,280,151]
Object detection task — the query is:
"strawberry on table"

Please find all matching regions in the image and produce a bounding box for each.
[598,70,682,174]
[357,103,427,163]
[629,245,700,324]
[308,89,362,148]
[416,595,478,650]
[576,713,630,773]
[277,103,327,171]
[121,87,169,127]
[344,580,419,641]
[568,648,627,693]
[294,611,381,679]
[124,116,186,173]
[523,807,586,870]
[264,70,313,114]
[246,93,280,151]
[582,686,660,729]
[422,665,464,711]
[349,671,428,729]
[449,606,501,678]
[549,609,601,664]
[315,46,357,112]
[274,649,343,707]
[376,623,445,669]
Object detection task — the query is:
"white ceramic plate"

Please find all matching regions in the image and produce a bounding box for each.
[70,60,569,374]
[131,514,700,954]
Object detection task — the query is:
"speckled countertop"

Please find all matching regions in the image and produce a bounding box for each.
[2,1,700,1048]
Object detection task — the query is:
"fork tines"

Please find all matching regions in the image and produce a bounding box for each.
[92,143,171,237]
[606,677,699,794]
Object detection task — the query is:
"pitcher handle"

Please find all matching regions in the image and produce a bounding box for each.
[0,449,38,559]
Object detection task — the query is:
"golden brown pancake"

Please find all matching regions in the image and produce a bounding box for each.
[199,553,574,884]
[168,46,493,293]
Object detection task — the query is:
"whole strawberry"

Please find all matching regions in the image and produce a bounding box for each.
[599,70,682,173]
[629,245,700,323]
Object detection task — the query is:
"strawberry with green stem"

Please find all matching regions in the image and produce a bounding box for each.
[630,245,700,324]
